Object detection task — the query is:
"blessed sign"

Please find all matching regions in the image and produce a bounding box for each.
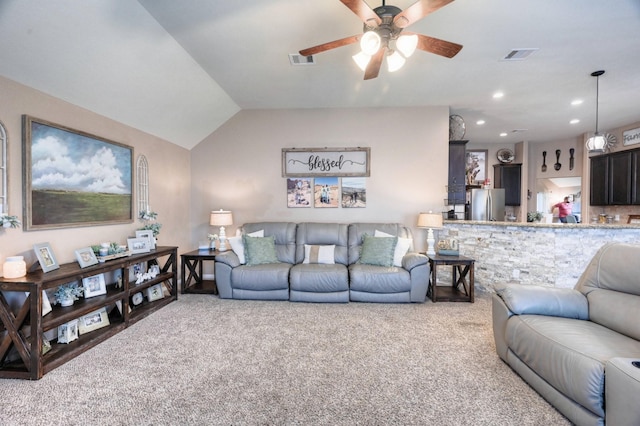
[282,147,370,177]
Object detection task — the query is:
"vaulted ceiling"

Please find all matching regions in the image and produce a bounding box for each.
[1,0,639,150]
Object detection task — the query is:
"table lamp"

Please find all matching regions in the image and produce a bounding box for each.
[417,212,443,256]
[210,209,233,251]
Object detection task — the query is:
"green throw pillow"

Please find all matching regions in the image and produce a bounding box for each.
[359,234,397,267]
[243,235,279,265]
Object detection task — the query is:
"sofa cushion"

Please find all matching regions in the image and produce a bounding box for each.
[231,263,291,291]
[290,263,348,293]
[506,314,640,418]
[303,244,335,264]
[374,230,412,267]
[243,235,279,265]
[228,229,264,264]
[349,264,410,293]
[359,234,397,267]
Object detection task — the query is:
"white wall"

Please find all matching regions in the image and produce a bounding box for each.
[0,76,192,269]
[190,107,450,252]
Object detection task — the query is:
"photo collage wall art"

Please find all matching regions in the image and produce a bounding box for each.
[287,177,366,208]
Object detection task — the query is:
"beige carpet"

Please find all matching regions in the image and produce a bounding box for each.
[0,292,570,425]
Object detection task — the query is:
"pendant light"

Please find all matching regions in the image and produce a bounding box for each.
[585,70,607,153]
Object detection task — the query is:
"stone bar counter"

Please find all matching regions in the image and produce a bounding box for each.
[438,220,640,292]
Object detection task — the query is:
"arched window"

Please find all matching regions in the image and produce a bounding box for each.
[0,121,7,215]
[136,155,149,216]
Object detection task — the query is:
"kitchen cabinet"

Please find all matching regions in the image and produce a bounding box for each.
[448,140,468,204]
[590,148,640,206]
[493,164,522,206]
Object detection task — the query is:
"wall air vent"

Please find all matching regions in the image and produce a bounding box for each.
[502,48,538,61]
[289,53,315,66]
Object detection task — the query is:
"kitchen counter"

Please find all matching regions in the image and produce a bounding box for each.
[438,220,640,292]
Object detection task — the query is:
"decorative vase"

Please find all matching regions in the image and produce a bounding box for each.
[59,297,74,307]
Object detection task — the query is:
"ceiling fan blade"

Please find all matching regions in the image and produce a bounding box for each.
[364,48,385,80]
[410,33,463,58]
[299,35,360,56]
[394,0,454,28]
[340,0,381,26]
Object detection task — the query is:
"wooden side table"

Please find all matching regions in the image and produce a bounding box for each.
[181,249,220,294]
[428,254,475,303]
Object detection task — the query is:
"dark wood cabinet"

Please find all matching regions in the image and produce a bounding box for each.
[493,164,522,206]
[448,140,468,204]
[590,148,640,206]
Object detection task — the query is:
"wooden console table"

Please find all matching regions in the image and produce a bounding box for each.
[428,254,475,303]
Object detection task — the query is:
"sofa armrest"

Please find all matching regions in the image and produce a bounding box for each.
[215,250,241,268]
[606,358,640,426]
[495,283,588,319]
[402,252,428,271]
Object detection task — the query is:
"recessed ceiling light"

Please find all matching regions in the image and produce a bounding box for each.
[499,132,507,137]
[476,120,485,125]
[571,99,583,106]
[570,119,580,124]
[493,92,504,99]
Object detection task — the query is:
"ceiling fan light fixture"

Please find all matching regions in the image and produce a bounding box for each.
[396,34,418,58]
[352,51,371,71]
[386,50,405,72]
[360,31,381,56]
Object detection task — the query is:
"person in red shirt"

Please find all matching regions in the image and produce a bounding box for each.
[552,196,573,223]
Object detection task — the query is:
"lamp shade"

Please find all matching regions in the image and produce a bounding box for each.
[396,34,418,58]
[360,31,381,56]
[417,212,443,229]
[210,209,233,226]
[586,134,607,153]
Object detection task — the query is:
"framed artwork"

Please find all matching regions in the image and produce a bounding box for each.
[341,177,366,208]
[287,178,312,208]
[127,237,151,254]
[135,229,156,249]
[314,177,339,208]
[82,274,107,298]
[75,247,99,268]
[78,307,110,335]
[466,149,488,185]
[33,242,59,273]
[145,283,165,302]
[282,147,370,177]
[22,115,133,231]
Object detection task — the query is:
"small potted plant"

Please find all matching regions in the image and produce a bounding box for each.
[208,233,219,249]
[53,284,85,307]
[527,211,544,222]
[0,213,20,229]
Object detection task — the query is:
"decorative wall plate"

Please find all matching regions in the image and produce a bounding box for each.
[449,115,466,141]
[497,148,515,163]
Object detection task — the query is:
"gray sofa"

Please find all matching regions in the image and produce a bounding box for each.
[492,242,640,426]
[214,222,430,303]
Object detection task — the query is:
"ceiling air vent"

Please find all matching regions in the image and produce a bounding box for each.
[501,48,538,61]
[289,53,315,66]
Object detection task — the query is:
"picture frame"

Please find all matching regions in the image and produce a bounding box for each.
[75,247,99,268]
[466,149,488,185]
[22,115,133,231]
[145,283,165,302]
[82,274,107,298]
[135,229,156,249]
[127,237,151,254]
[33,242,60,273]
[314,177,339,208]
[282,147,370,177]
[341,177,366,208]
[78,307,110,335]
[57,319,79,344]
[287,178,312,208]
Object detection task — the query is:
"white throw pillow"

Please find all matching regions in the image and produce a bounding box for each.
[228,229,264,264]
[374,230,412,267]
[303,244,335,264]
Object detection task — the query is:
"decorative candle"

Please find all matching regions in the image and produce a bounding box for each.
[3,256,27,278]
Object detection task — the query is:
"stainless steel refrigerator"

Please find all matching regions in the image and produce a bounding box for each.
[466,188,506,221]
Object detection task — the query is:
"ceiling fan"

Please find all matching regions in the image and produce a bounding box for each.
[299,0,463,80]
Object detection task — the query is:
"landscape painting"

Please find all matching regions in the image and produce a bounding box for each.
[314,177,339,208]
[23,116,133,230]
[341,177,366,208]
